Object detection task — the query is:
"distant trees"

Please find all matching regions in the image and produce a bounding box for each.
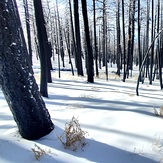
[126,0,136,78]
[0,0,54,140]
[17,0,163,88]
[23,0,32,65]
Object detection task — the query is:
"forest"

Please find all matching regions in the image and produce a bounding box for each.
[16,0,163,95]
[0,0,163,162]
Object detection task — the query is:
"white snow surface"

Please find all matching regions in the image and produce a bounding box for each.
[0,59,163,163]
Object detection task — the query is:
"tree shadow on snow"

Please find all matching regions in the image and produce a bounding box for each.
[36,126,157,163]
[0,137,32,163]
[0,126,158,163]
[45,94,155,118]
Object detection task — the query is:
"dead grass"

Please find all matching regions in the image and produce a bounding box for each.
[58,116,88,151]
[31,144,47,160]
[151,134,163,163]
[80,93,94,99]
[154,107,163,117]
[90,86,100,91]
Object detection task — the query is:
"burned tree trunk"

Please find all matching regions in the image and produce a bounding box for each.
[0,0,54,140]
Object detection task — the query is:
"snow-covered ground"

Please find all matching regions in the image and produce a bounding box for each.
[0,58,163,163]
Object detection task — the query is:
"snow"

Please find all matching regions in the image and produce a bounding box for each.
[10,42,17,46]
[0,60,163,163]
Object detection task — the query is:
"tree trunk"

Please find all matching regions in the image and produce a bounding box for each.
[122,0,126,82]
[126,0,132,78]
[23,0,32,66]
[73,0,84,76]
[93,0,99,77]
[56,0,65,68]
[81,0,94,83]
[129,0,136,77]
[68,0,77,68]
[33,0,51,97]
[102,0,106,67]
[98,27,102,69]
[149,0,154,84]
[156,0,163,88]
[64,28,74,75]
[137,0,142,82]
[0,0,54,140]
[145,0,150,79]
[116,0,121,76]
[54,3,61,78]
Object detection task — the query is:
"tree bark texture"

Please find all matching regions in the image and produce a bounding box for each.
[0,0,54,140]
[93,0,99,77]
[116,0,121,76]
[33,0,51,97]
[23,0,32,66]
[73,0,84,76]
[81,0,94,83]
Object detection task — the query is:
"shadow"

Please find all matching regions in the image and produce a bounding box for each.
[0,136,62,163]
[139,94,163,101]
[37,126,157,163]
[0,137,31,163]
[49,79,163,100]
[44,94,155,118]
[53,118,154,142]
[81,138,157,163]
[0,112,14,121]
[0,124,16,130]
[48,80,103,93]
[0,92,5,100]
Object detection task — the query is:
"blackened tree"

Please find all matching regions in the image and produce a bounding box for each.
[33,0,52,97]
[137,0,142,82]
[0,0,54,140]
[126,0,135,78]
[81,0,94,83]
[116,0,121,76]
[23,0,32,65]
[122,0,126,82]
[93,0,99,77]
[73,0,84,76]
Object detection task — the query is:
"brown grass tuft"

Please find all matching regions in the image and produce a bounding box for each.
[58,116,88,151]
[31,144,46,160]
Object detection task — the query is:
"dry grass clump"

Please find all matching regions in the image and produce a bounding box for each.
[90,86,100,91]
[58,116,88,151]
[154,106,163,117]
[80,93,94,99]
[159,158,163,163]
[31,144,46,160]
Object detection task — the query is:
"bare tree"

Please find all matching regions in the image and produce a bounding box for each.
[149,0,154,84]
[81,0,94,83]
[23,0,32,65]
[93,0,99,77]
[0,0,54,140]
[33,0,52,97]
[116,0,121,76]
[73,0,84,76]
[137,0,142,82]
[122,0,126,82]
